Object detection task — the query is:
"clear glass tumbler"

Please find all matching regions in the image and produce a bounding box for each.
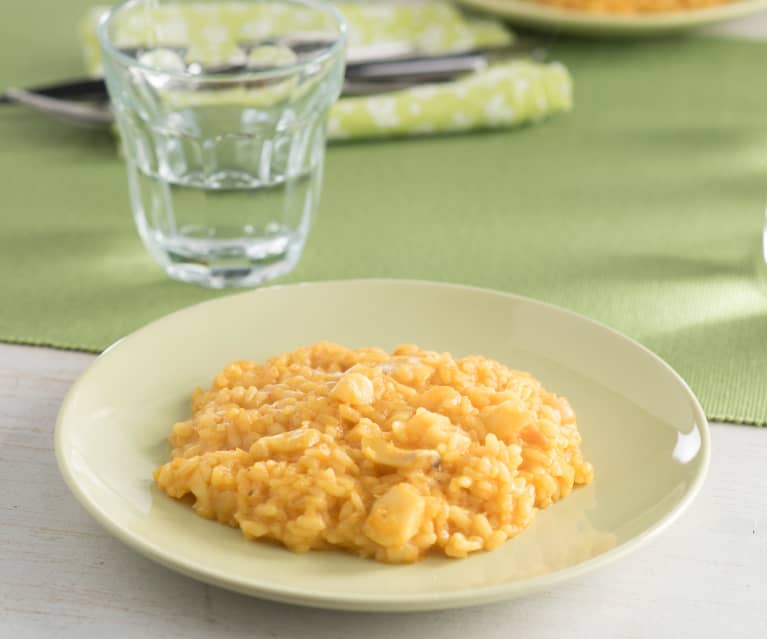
[98,0,346,288]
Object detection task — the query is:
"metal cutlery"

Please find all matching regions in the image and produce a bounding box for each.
[0,41,542,129]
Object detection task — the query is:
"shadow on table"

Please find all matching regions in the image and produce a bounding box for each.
[570,245,763,283]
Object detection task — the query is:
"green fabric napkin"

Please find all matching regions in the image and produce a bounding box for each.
[79,2,572,140]
[1,0,767,425]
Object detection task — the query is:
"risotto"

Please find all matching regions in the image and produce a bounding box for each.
[154,342,593,563]
[530,0,733,12]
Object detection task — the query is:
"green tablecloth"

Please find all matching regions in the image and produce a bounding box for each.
[1,1,766,424]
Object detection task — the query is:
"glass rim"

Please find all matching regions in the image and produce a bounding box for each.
[97,0,348,82]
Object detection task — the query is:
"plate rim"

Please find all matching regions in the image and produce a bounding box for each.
[54,278,711,611]
[457,0,767,35]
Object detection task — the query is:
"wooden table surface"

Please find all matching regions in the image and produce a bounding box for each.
[2,341,766,637]
[3,13,767,639]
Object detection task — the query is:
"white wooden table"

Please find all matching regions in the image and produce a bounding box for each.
[3,346,767,639]
[3,14,767,639]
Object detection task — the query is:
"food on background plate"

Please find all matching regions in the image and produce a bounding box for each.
[531,0,734,12]
[154,342,593,563]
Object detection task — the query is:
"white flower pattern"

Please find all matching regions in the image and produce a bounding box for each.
[366,98,400,129]
[484,94,515,124]
[201,25,230,45]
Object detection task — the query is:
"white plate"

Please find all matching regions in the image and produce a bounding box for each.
[55,280,709,611]
[458,0,767,36]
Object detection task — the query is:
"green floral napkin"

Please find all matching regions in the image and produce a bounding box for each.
[80,2,572,140]
[328,61,571,139]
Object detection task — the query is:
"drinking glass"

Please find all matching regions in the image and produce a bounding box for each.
[98,0,346,287]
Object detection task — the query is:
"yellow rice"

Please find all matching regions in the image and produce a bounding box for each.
[532,0,733,13]
[154,342,593,563]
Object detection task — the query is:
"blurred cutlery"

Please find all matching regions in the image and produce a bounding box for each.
[0,41,542,128]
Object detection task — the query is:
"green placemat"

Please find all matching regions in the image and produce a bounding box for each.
[1,1,766,424]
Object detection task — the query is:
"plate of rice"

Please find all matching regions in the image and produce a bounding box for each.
[55,280,709,611]
[457,0,767,36]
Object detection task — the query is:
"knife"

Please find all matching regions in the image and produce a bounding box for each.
[0,42,542,128]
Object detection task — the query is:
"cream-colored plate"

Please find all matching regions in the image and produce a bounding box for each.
[458,0,767,36]
[55,280,709,611]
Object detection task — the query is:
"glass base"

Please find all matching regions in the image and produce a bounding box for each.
[164,255,299,288]
[153,231,305,288]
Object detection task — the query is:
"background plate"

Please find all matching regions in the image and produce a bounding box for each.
[55,280,709,611]
[458,0,767,36]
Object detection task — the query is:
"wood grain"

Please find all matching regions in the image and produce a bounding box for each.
[1,341,766,638]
